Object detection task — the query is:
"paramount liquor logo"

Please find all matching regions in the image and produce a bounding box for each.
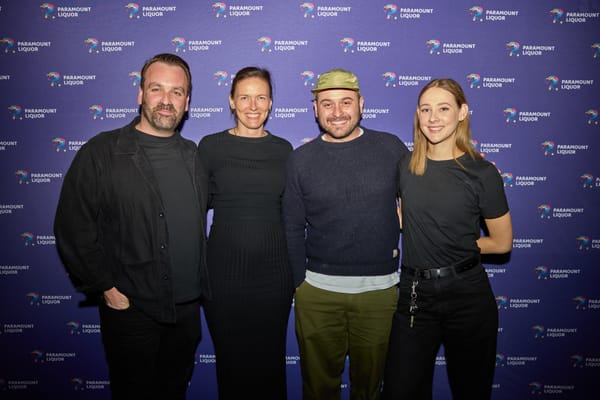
[271,107,310,119]
[47,72,97,87]
[89,105,137,120]
[496,296,541,310]
[0,264,30,276]
[512,238,544,249]
[85,38,135,54]
[258,37,309,53]
[52,137,86,152]
[188,107,225,119]
[170,38,223,52]
[340,38,391,54]
[534,265,580,280]
[382,73,431,88]
[495,354,537,367]
[466,73,516,89]
[506,43,556,57]
[2,323,34,334]
[427,39,476,55]
[541,141,589,156]
[503,107,551,123]
[384,6,433,20]
[126,5,177,19]
[40,4,92,19]
[474,142,512,155]
[546,76,595,91]
[213,4,264,18]
[470,7,519,22]
[537,204,584,219]
[302,4,352,18]
[550,8,599,24]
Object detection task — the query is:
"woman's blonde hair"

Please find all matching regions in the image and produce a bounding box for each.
[409,78,481,175]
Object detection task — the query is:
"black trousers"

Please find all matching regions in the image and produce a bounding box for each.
[99,300,202,400]
[383,265,498,400]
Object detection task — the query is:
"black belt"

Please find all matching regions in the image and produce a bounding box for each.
[402,256,480,280]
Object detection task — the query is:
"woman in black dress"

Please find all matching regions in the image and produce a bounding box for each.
[198,67,293,399]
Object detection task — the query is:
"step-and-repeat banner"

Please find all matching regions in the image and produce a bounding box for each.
[1,1,599,399]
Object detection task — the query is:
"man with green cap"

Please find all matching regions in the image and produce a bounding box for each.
[283,68,409,399]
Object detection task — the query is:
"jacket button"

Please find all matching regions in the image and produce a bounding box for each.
[162,275,169,280]
[159,212,165,218]
[160,243,167,249]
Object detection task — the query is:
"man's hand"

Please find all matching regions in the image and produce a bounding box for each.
[103,287,130,310]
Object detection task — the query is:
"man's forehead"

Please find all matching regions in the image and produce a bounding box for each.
[316,89,360,101]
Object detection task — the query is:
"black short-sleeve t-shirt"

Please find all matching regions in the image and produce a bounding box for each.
[399,154,509,269]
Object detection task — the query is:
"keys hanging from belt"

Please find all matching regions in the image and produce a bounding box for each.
[409,280,419,328]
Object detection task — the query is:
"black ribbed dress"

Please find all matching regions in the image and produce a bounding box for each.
[197,130,294,399]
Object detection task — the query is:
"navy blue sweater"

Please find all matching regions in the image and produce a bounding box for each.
[283,128,409,287]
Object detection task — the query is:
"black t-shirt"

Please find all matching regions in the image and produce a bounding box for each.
[399,154,509,269]
[137,131,202,303]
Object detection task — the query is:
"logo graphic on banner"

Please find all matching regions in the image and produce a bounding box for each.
[47,72,61,87]
[40,4,92,19]
[21,232,34,246]
[0,37,15,53]
[214,70,229,86]
[550,8,564,24]
[469,6,483,21]
[27,292,41,306]
[31,350,44,362]
[541,141,555,156]
[383,72,396,87]
[301,2,314,18]
[538,204,551,218]
[301,71,315,87]
[15,170,29,184]
[8,105,23,120]
[258,36,272,52]
[341,37,354,53]
[496,296,508,309]
[573,296,587,310]
[84,38,99,53]
[580,174,593,188]
[66,321,81,334]
[89,105,104,120]
[546,75,560,90]
[427,39,440,54]
[593,43,600,58]
[503,108,517,123]
[535,266,549,279]
[384,4,398,20]
[467,73,481,88]
[531,325,546,338]
[52,137,66,152]
[213,2,226,17]
[501,172,513,187]
[126,3,140,19]
[129,71,141,86]
[172,37,186,52]
[506,41,520,56]
[576,235,590,250]
[586,109,599,124]
[40,3,55,19]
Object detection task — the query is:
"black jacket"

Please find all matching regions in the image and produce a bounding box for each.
[54,117,210,323]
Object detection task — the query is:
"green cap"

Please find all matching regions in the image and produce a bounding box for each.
[311,69,360,94]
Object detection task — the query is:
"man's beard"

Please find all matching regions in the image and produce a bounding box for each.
[320,117,359,141]
[142,102,182,132]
